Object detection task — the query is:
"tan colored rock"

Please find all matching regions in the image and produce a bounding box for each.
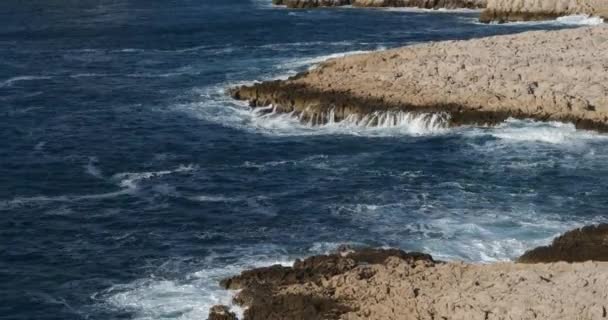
[480,0,608,23]
[232,26,608,131]
[272,0,486,9]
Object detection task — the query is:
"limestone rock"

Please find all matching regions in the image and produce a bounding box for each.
[480,0,608,23]
[231,26,608,132]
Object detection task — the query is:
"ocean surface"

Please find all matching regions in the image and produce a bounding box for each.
[1,1,607,319]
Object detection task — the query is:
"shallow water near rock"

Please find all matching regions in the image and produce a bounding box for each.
[1,0,607,319]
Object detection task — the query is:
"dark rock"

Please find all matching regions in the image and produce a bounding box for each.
[208,305,237,320]
[518,224,608,263]
[229,81,608,132]
[216,248,436,320]
[479,10,564,23]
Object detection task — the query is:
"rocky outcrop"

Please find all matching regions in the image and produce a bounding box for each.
[480,0,608,23]
[272,0,486,9]
[208,305,237,320]
[518,224,608,263]
[352,0,486,9]
[209,227,608,320]
[231,26,608,132]
[218,248,435,320]
[272,0,351,8]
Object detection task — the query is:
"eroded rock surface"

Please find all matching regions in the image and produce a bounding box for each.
[480,0,608,23]
[219,248,435,320]
[212,247,608,319]
[519,224,608,263]
[231,26,608,131]
[272,0,486,9]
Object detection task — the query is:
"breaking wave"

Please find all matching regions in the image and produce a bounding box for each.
[482,14,604,26]
[0,164,196,210]
[244,106,450,136]
[468,118,608,145]
[97,250,294,320]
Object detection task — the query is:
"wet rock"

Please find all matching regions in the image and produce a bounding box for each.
[229,27,608,132]
[208,305,237,320]
[519,224,608,263]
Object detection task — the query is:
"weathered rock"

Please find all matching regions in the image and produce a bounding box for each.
[519,224,608,263]
[219,248,435,320]
[231,26,608,132]
[352,0,486,9]
[208,305,237,320]
[480,0,608,23]
[209,232,608,320]
[272,0,486,9]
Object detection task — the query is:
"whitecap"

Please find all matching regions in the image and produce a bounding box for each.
[85,158,104,179]
[112,164,196,190]
[244,106,450,137]
[99,254,293,320]
[189,195,239,202]
[0,190,132,210]
[0,75,53,88]
[482,118,606,145]
[381,7,482,13]
[479,14,604,26]
[556,14,604,26]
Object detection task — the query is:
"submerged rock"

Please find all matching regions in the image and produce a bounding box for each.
[480,0,608,23]
[231,27,608,132]
[518,224,608,263]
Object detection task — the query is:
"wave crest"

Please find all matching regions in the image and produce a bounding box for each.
[248,106,450,136]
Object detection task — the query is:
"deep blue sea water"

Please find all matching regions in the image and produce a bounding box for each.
[2,1,607,319]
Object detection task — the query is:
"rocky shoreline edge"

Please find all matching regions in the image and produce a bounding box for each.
[209,224,608,320]
[271,0,486,10]
[231,26,608,133]
[271,0,607,24]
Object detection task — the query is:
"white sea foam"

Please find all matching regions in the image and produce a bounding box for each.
[100,253,293,320]
[0,164,196,210]
[112,164,196,190]
[85,158,104,178]
[381,7,482,13]
[475,118,607,145]
[555,14,604,25]
[332,198,606,263]
[189,195,239,202]
[0,75,53,88]
[245,106,450,136]
[0,190,132,210]
[482,14,604,26]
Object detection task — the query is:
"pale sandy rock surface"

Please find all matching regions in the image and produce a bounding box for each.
[232,26,608,131]
[211,225,608,320]
[273,0,486,9]
[481,0,608,22]
[287,259,608,320]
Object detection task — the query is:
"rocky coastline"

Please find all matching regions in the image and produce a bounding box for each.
[480,0,608,23]
[231,26,608,132]
[271,0,486,10]
[272,0,607,24]
[209,224,608,320]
